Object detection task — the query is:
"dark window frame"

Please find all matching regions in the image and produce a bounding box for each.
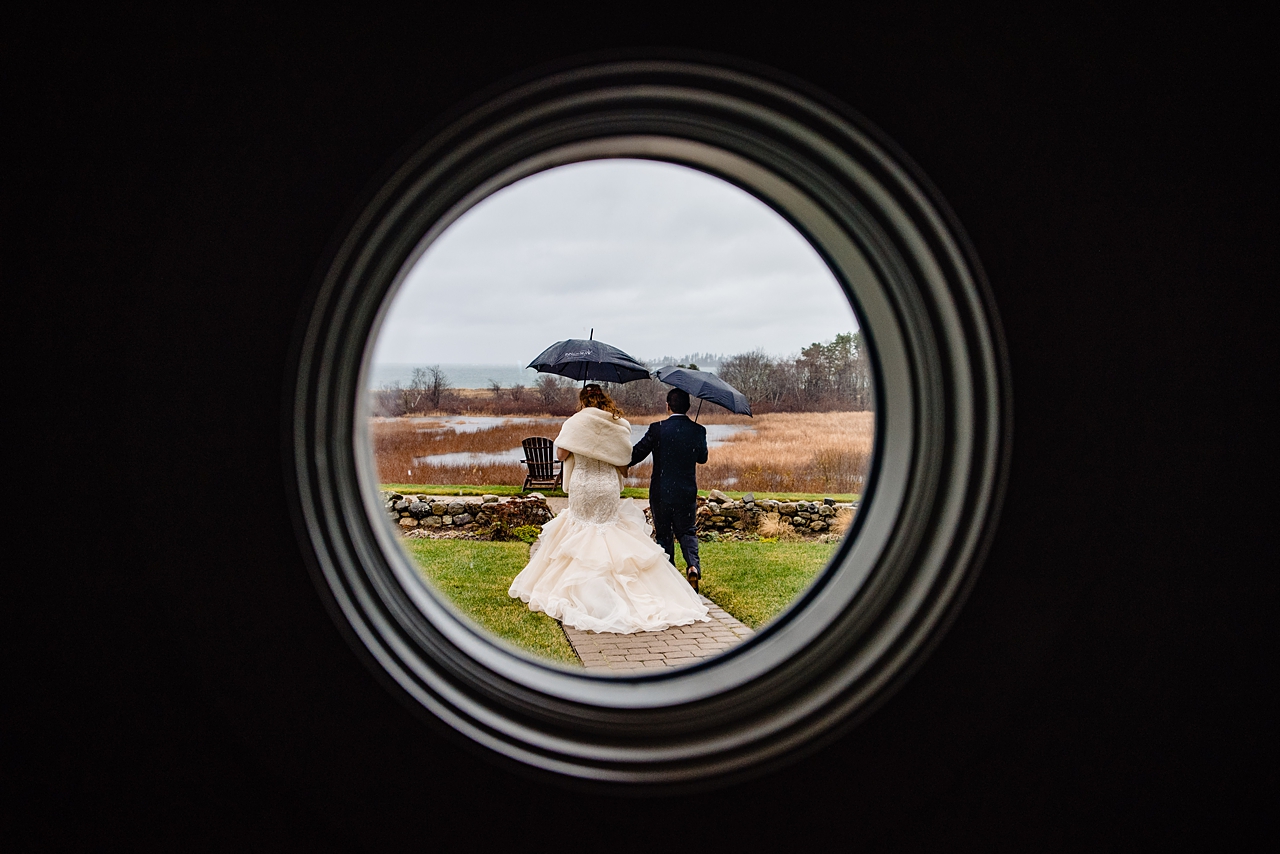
[288,59,1010,789]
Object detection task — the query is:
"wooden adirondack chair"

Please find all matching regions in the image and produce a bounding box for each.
[520,437,563,491]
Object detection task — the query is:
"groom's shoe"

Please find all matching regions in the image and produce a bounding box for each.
[687,566,701,593]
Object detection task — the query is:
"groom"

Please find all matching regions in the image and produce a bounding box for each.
[629,388,708,591]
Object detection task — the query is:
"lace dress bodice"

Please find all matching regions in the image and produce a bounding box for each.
[567,455,621,525]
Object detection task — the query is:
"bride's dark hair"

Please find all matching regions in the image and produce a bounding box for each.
[578,383,624,420]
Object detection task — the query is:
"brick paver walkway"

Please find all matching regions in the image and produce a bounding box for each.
[561,597,754,671]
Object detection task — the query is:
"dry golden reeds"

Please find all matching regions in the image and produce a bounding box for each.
[699,411,874,495]
[828,507,855,537]
[368,410,874,495]
[370,417,561,484]
[757,512,802,541]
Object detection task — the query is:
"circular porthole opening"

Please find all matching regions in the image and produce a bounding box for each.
[364,156,876,673]
[291,59,1009,788]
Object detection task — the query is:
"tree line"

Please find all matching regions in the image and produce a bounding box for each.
[717,332,872,412]
[371,332,872,417]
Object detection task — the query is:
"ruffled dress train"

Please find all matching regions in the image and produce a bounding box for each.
[509,455,709,634]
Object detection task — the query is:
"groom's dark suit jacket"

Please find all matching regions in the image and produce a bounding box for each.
[629,414,708,506]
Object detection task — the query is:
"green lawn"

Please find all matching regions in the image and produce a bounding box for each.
[673,541,835,628]
[382,483,856,503]
[402,536,836,664]
[401,539,580,665]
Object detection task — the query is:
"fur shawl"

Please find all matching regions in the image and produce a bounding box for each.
[556,406,632,493]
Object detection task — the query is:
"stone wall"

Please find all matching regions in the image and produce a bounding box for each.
[653,489,859,540]
[382,491,553,535]
[384,488,857,542]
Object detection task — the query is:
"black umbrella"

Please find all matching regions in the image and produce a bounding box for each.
[527,335,651,384]
[653,365,752,419]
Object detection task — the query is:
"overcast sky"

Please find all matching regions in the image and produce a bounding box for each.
[371,159,863,366]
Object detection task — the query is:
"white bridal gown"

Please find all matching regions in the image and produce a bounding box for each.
[509,454,710,634]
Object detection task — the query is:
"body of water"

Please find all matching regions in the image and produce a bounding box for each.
[409,415,562,433]
[416,448,532,467]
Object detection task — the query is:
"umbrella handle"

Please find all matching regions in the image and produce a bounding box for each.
[695,398,703,422]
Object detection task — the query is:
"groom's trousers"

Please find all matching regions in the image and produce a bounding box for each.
[650,500,700,571]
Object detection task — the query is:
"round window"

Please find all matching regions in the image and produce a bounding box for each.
[290,59,1009,787]
[367,156,873,670]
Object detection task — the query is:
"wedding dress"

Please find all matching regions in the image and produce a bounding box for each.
[508,410,709,634]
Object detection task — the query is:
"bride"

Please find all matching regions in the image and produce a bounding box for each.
[508,384,710,634]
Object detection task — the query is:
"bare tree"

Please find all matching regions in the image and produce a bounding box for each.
[535,375,577,414]
[425,365,450,410]
[769,359,804,409]
[847,331,872,409]
[375,381,407,416]
[399,368,433,413]
[610,376,670,415]
[509,383,525,403]
[391,366,453,413]
[536,375,558,407]
[719,349,775,405]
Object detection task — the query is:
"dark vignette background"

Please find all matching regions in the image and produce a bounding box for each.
[5,5,1274,850]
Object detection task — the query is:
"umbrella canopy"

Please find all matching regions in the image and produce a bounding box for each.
[654,365,752,416]
[526,338,651,384]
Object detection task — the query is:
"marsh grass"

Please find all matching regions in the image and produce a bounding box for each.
[757,512,800,541]
[401,539,580,665]
[829,507,854,536]
[372,411,873,497]
[698,411,873,495]
[756,507,854,546]
[371,418,558,486]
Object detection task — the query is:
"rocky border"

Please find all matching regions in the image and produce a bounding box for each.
[383,491,553,539]
[693,488,858,538]
[385,488,858,543]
